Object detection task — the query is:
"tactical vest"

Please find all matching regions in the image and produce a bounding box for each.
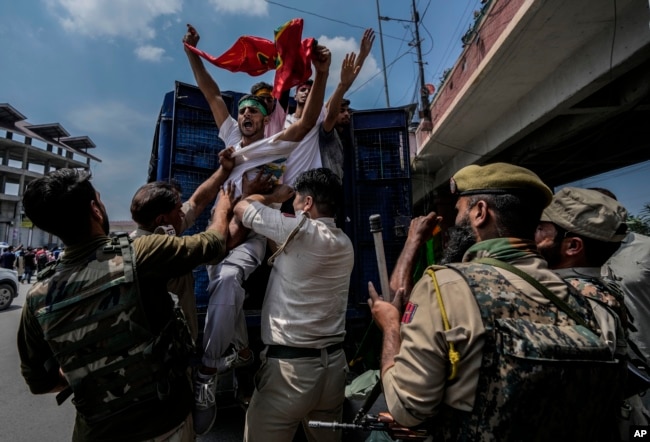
[431,262,624,442]
[31,234,193,423]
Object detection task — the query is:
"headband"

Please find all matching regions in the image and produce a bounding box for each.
[238,99,268,116]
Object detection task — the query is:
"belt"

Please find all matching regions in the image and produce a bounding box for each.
[266,343,343,359]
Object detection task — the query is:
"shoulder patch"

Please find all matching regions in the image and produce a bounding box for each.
[282,213,296,218]
[401,302,418,324]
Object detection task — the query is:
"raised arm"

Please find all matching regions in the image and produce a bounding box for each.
[183,24,231,128]
[187,147,235,216]
[356,28,375,75]
[389,213,441,310]
[206,181,237,240]
[325,28,375,110]
[323,52,359,133]
[280,45,331,142]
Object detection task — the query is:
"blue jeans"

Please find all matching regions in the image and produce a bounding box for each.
[23,267,35,284]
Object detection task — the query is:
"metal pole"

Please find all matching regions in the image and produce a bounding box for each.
[369,214,391,301]
[375,0,391,107]
[412,0,431,123]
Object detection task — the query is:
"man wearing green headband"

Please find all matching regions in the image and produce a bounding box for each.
[368,162,625,440]
[251,81,289,138]
[184,23,332,436]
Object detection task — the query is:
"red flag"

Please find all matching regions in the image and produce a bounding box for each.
[183,18,315,98]
[272,18,315,97]
[184,36,276,76]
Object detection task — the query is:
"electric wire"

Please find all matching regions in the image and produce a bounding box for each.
[264,0,407,41]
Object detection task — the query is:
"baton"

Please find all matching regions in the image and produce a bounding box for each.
[369,214,391,301]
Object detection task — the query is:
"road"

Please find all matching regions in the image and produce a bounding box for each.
[1,281,76,442]
[2,283,377,441]
[1,282,247,441]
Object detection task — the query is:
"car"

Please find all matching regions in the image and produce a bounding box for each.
[0,268,19,311]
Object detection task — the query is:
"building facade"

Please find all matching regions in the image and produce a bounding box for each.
[0,103,101,248]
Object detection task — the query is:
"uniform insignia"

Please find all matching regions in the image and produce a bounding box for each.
[401,302,418,324]
[449,177,457,194]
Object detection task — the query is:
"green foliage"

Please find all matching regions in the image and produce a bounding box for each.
[627,203,650,235]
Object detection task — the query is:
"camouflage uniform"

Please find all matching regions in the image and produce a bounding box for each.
[382,239,625,441]
[18,231,226,442]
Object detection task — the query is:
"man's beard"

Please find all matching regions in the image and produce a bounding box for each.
[100,206,110,235]
[537,241,562,269]
[441,221,476,264]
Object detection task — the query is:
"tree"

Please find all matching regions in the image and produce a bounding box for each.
[627,203,650,235]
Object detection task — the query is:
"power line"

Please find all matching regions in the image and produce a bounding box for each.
[264,0,407,42]
[432,0,479,78]
[348,49,412,97]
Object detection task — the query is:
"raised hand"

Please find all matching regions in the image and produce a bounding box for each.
[311,45,332,74]
[340,52,360,88]
[183,23,200,47]
[359,28,375,60]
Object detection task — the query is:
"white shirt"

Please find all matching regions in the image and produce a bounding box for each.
[281,108,326,186]
[218,116,298,196]
[242,201,354,348]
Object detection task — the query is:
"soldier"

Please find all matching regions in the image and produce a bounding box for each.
[536,187,647,435]
[17,169,235,441]
[129,146,235,340]
[368,163,626,440]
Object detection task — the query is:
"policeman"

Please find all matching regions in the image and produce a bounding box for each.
[536,187,646,436]
[369,163,625,441]
[17,169,235,441]
[535,186,628,327]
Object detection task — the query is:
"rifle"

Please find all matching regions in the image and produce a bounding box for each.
[308,412,429,440]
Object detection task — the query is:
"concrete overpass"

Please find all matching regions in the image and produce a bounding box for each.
[412,0,650,215]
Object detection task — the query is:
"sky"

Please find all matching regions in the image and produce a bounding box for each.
[1,0,648,221]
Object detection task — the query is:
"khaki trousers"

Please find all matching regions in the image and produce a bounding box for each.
[244,347,348,442]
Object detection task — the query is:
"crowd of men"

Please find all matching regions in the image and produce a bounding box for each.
[14,20,649,442]
[1,244,61,284]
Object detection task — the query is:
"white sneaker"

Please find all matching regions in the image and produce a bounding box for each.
[217,347,254,373]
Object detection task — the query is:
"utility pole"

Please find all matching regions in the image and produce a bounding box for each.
[375,0,391,107]
[379,1,432,127]
[412,0,432,129]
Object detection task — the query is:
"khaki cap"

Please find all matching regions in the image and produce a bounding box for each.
[541,187,628,242]
[450,162,553,207]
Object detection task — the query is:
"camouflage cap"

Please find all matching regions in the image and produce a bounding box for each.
[450,162,553,207]
[541,187,628,242]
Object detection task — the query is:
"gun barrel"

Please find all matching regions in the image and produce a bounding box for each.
[308,421,362,430]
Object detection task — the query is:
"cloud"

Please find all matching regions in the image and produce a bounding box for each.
[65,101,152,137]
[45,0,182,41]
[64,101,154,219]
[135,45,166,62]
[317,35,381,95]
[207,0,268,16]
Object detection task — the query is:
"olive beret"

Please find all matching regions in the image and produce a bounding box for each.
[540,187,628,242]
[450,163,553,207]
